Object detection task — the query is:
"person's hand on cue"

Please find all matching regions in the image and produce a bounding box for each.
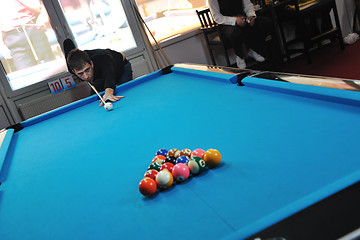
[100,88,125,107]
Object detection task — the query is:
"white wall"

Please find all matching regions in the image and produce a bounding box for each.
[154,30,211,67]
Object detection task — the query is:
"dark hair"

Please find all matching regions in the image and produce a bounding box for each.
[67,49,91,71]
[63,39,76,59]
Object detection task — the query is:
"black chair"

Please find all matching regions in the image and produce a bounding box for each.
[277,0,345,64]
[196,8,232,66]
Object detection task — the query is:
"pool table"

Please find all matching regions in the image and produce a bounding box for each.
[1,64,360,240]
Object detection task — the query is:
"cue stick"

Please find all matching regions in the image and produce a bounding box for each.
[132,4,171,67]
[87,82,106,105]
[132,4,163,68]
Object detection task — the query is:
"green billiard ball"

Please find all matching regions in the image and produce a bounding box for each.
[188,156,207,175]
[148,162,162,171]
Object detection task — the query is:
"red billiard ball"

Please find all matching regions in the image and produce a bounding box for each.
[172,163,190,182]
[191,149,205,159]
[160,162,174,173]
[144,169,158,180]
[139,177,157,196]
[204,149,221,168]
[155,170,174,188]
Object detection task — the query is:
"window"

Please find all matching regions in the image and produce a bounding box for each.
[0,0,67,91]
[135,0,208,42]
[59,0,137,53]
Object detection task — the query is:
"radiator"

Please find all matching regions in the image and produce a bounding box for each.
[18,81,90,120]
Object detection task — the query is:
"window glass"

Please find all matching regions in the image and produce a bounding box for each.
[135,0,207,42]
[59,0,136,52]
[0,0,67,91]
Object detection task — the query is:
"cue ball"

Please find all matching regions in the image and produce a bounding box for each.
[104,102,113,111]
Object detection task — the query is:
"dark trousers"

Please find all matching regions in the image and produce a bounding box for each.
[219,16,273,59]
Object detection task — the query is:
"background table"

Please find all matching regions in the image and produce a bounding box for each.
[1,64,360,240]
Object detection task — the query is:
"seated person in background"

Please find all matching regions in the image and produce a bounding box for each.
[66,45,133,106]
[208,0,272,68]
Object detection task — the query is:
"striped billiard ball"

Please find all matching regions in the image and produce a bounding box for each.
[179,148,192,158]
[144,169,158,180]
[155,170,174,188]
[148,161,162,171]
[167,148,180,158]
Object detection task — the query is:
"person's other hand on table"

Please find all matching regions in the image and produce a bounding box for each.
[100,88,125,107]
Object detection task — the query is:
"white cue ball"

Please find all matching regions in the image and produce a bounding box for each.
[104,102,113,111]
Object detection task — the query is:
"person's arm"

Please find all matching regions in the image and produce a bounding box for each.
[243,0,256,18]
[243,0,256,26]
[94,55,124,106]
[0,25,11,59]
[208,0,237,26]
[17,0,42,15]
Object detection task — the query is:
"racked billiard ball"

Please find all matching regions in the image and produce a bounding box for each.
[144,169,158,180]
[179,148,192,158]
[188,157,207,175]
[204,149,221,168]
[156,148,168,157]
[152,155,166,164]
[167,148,180,158]
[139,177,157,196]
[191,148,206,159]
[164,156,177,165]
[172,163,190,182]
[160,162,174,173]
[176,156,190,164]
[148,161,162,171]
[155,169,174,188]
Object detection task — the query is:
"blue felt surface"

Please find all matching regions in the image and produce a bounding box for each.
[0,67,360,240]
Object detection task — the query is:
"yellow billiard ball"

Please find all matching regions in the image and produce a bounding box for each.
[155,169,174,188]
[204,149,221,168]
